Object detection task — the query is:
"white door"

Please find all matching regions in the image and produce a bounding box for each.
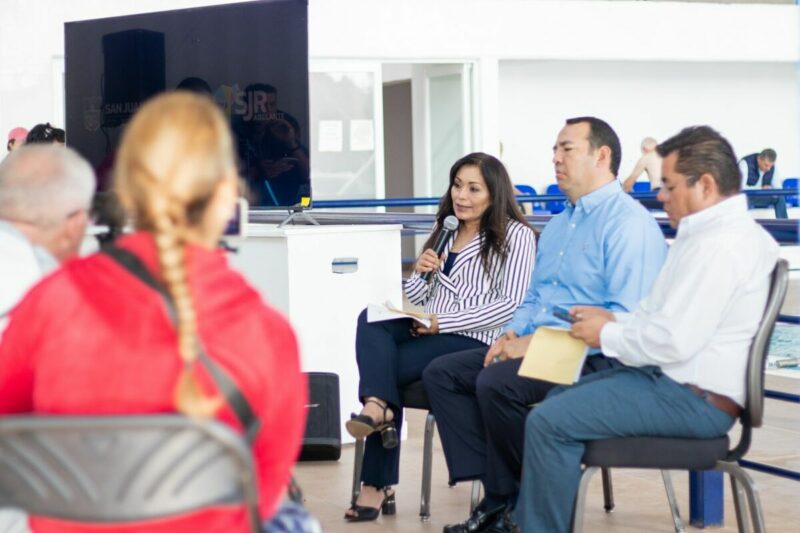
[412,63,475,201]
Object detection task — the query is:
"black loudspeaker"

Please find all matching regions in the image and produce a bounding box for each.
[300,372,341,461]
[101,29,165,127]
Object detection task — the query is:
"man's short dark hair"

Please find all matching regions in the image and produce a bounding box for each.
[565,117,621,176]
[758,148,777,163]
[176,77,212,95]
[656,126,740,196]
[26,123,65,145]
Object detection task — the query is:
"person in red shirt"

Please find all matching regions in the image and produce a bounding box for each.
[0,92,307,532]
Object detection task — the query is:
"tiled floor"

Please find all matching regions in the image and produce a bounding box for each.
[295,374,800,533]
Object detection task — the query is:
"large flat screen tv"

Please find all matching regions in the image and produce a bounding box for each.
[65,0,310,210]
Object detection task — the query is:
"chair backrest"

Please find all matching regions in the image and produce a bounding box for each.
[745,258,789,428]
[632,181,651,192]
[728,259,789,460]
[545,183,565,214]
[514,184,548,213]
[782,177,799,207]
[0,415,260,532]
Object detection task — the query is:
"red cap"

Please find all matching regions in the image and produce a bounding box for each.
[7,127,28,142]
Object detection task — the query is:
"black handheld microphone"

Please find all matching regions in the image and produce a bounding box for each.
[421,215,459,282]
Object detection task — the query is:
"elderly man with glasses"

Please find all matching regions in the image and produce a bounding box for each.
[0,144,95,335]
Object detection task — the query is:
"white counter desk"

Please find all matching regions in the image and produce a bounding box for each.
[228,224,403,443]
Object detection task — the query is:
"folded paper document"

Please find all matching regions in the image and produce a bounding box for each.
[367,302,432,328]
[517,326,588,385]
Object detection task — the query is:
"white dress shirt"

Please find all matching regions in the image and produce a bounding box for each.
[600,194,779,406]
[0,221,57,337]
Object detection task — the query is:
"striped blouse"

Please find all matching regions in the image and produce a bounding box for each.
[404,219,535,345]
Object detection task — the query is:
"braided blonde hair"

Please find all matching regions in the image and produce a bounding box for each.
[114,92,237,418]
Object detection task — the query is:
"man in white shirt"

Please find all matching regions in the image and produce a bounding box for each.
[511,126,779,533]
[738,148,787,219]
[0,144,95,336]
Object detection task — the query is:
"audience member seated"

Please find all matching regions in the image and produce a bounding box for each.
[423,117,667,533]
[25,122,66,145]
[739,148,787,219]
[6,127,28,153]
[514,125,780,533]
[0,92,308,533]
[344,152,536,522]
[621,137,661,193]
[622,136,663,210]
[0,144,94,336]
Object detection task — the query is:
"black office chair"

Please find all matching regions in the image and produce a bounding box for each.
[0,415,260,532]
[351,380,480,521]
[571,259,789,533]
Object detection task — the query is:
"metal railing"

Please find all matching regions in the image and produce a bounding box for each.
[257,191,799,244]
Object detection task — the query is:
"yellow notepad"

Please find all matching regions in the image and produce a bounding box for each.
[517,326,589,385]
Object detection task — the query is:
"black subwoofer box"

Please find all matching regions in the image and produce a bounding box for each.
[300,372,341,461]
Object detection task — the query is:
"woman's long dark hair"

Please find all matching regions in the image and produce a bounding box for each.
[423,152,531,273]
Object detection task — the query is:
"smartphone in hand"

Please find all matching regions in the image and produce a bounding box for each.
[552,305,576,324]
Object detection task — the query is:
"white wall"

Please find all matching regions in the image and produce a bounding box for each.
[2,0,798,190]
[309,1,800,63]
[499,60,800,191]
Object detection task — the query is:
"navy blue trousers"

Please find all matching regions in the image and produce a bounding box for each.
[423,348,620,497]
[749,194,788,219]
[514,366,734,533]
[354,309,486,487]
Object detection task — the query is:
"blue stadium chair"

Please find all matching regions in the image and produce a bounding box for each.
[546,183,565,214]
[782,178,799,207]
[632,182,651,192]
[514,184,535,196]
[515,184,548,213]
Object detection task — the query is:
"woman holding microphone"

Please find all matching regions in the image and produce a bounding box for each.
[345,152,536,521]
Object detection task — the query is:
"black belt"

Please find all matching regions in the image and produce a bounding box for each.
[686,384,742,419]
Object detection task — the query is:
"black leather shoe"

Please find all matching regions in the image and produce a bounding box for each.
[443,504,506,533]
[486,509,520,533]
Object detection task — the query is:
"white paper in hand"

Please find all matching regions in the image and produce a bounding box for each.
[367,302,432,328]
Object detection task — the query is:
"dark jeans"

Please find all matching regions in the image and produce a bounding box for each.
[354,309,486,487]
[749,194,788,219]
[423,348,621,497]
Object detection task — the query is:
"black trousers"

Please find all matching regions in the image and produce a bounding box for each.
[354,309,486,487]
[422,347,621,497]
[640,187,662,211]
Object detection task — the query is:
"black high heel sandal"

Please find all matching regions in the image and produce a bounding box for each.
[344,486,396,522]
[345,399,399,449]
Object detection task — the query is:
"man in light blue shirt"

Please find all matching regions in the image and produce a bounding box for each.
[423,117,668,533]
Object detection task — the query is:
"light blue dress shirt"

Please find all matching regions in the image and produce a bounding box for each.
[504,180,667,342]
